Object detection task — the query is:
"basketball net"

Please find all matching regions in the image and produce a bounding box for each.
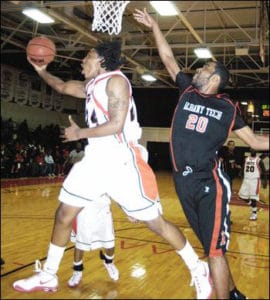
[92,1,130,35]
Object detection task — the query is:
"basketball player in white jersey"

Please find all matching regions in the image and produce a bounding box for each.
[238,149,267,220]
[13,40,212,299]
[68,195,119,287]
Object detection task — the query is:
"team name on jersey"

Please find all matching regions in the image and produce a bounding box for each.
[183,101,223,120]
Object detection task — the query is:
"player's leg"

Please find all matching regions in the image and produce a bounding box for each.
[109,144,212,299]
[203,169,247,299]
[100,247,119,281]
[68,247,84,287]
[249,199,258,220]
[13,203,82,292]
[12,158,91,293]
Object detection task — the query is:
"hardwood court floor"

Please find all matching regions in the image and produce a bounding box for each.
[1,172,269,299]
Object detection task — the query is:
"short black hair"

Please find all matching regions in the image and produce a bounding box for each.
[213,60,230,90]
[94,39,125,71]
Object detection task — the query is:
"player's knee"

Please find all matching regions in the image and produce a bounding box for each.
[55,205,74,226]
[145,216,165,235]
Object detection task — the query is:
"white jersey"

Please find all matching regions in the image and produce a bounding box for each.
[59,71,162,222]
[243,156,261,179]
[238,155,261,200]
[84,70,142,145]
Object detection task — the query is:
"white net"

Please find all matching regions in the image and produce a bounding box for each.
[92,1,130,35]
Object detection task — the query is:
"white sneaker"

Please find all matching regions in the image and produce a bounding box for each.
[68,271,82,288]
[190,261,213,299]
[13,260,58,293]
[249,213,257,221]
[103,262,119,281]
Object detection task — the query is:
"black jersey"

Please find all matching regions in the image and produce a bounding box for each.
[170,71,246,172]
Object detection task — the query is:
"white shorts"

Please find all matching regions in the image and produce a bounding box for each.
[71,196,115,251]
[238,178,260,201]
[59,141,162,221]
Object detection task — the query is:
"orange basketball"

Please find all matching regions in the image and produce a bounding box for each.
[26,36,56,66]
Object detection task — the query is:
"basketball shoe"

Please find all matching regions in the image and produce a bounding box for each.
[100,251,119,281]
[249,213,257,221]
[230,288,247,299]
[13,260,58,293]
[68,271,82,288]
[190,260,213,299]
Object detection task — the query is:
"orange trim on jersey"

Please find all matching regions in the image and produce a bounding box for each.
[209,163,223,257]
[130,144,159,201]
[222,97,237,140]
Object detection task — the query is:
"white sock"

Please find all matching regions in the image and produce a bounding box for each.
[74,260,83,266]
[104,254,114,260]
[43,243,65,275]
[176,240,200,272]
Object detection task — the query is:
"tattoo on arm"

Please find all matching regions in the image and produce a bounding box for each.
[107,89,128,122]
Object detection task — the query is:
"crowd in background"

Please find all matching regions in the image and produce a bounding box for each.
[1,117,86,178]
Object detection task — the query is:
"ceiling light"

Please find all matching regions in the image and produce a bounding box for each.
[141,73,157,82]
[240,101,248,105]
[150,1,178,16]
[22,8,55,24]
[194,47,212,59]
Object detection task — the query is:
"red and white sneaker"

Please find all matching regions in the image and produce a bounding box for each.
[190,261,213,299]
[13,260,58,293]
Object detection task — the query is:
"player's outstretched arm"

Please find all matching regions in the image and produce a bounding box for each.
[27,56,86,99]
[133,8,180,82]
[234,126,269,150]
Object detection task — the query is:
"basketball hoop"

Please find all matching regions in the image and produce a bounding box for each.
[92,1,130,35]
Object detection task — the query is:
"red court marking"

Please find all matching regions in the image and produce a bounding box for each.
[120,240,148,250]
[152,245,175,254]
[1,176,64,188]
[13,262,25,266]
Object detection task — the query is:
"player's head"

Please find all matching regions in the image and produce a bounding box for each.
[94,39,125,71]
[227,140,235,151]
[81,39,125,79]
[192,60,230,91]
[250,148,257,157]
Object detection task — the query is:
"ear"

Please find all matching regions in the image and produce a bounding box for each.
[210,74,221,87]
[98,57,106,68]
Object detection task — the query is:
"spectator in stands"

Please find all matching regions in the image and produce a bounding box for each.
[10,149,25,177]
[34,150,45,177]
[53,146,65,176]
[44,148,55,177]
[63,142,84,174]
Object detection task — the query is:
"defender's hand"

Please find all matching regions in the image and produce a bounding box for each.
[133,8,156,29]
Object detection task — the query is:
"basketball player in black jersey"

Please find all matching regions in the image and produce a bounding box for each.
[134,8,269,300]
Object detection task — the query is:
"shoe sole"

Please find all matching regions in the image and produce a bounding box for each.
[13,285,58,293]
[68,280,82,288]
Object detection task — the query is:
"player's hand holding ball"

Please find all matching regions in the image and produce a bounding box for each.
[26,36,56,71]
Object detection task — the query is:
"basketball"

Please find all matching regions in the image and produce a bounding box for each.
[26,36,56,66]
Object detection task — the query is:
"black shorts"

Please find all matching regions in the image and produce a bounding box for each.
[173,166,231,257]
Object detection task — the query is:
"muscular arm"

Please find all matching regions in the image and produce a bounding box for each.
[28,58,86,98]
[234,126,269,150]
[65,75,130,140]
[133,8,180,81]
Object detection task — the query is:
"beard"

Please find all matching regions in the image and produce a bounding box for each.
[192,74,208,90]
